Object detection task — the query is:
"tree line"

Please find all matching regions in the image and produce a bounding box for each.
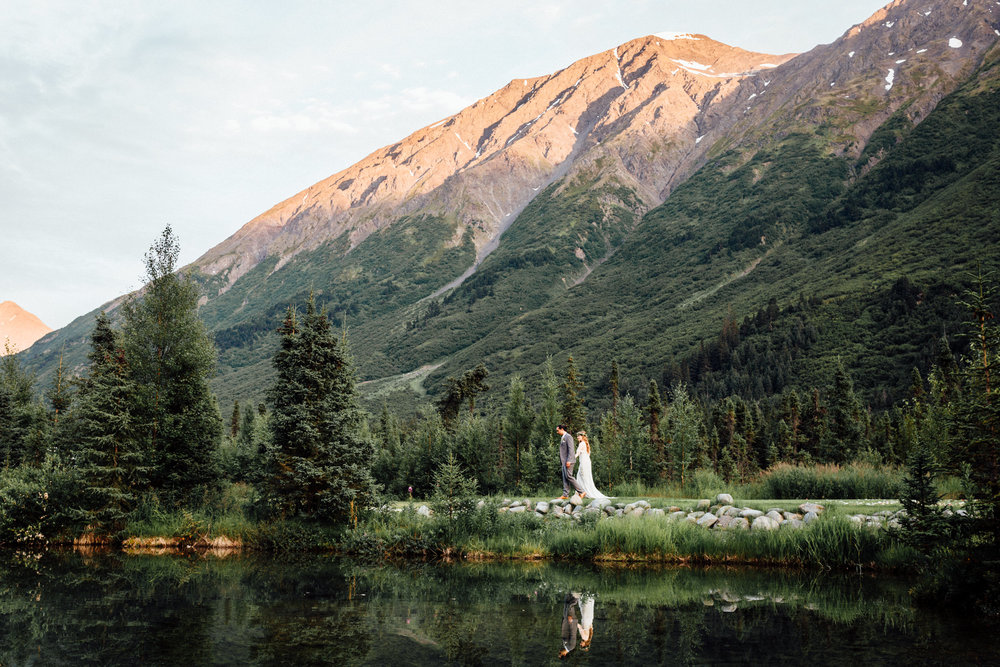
[1,227,997,572]
[0,227,375,541]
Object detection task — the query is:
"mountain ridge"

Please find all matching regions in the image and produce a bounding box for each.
[0,301,52,356]
[193,33,794,292]
[20,0,1000,415]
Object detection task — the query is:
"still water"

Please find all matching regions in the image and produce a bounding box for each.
[0,549,995,666]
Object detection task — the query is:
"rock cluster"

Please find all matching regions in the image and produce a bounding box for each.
[416,495,967,532]
[492,493,830,531]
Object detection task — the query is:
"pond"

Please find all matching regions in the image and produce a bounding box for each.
[0,549,995,665]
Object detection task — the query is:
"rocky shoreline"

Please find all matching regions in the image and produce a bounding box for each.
[413,493,966,532]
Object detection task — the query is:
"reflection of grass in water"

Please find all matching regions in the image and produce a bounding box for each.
[0,548,922,667]
[346,557,916,629]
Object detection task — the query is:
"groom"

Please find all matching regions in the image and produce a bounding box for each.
[557,424,586,500]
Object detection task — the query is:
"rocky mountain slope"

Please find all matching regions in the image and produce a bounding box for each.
[195,34,794,292]
[0,302,51,356]
[22,0,1000,412]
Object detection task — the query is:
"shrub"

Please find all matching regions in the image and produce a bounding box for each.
[0,461,80,545]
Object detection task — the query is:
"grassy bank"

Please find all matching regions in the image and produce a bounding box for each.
[339,502,913,570]
[91,495,917,570]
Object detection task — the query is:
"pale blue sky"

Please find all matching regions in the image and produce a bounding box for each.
[1,0,891,329]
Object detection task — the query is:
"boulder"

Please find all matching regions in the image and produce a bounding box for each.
[716,515,735,529]
[508,505,527,514]
[570,494,584,507]
[715,493,734,506]
[535,501,550,514]
[669,511,687,521]
[629,507,646,518]
[751,516,780,531]
[552,505,565,517]
[740,509,764,519]
[803,511,820,524]
[765,510,784,524]
[799,502,825,515]
[648,508,666,517]
[697,513,719,529]
[590,498,612,510]
[732,518,750,530]
[780,519,804,530]
[696,499,712,511]
[417,505,433,517]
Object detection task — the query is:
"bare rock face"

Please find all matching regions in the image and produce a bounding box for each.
[194,33,792,291]
[192,0,1000,303]
[0,301,52,355]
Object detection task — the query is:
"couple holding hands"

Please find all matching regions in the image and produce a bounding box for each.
[556,424,609,501]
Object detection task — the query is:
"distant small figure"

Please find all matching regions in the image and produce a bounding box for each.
[408,485,413,499]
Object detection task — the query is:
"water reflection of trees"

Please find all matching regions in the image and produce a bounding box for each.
[0,552,990,666]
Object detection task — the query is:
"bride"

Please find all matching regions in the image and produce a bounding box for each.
[575,431,610,500]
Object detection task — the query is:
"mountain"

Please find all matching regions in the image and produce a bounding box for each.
[194,35,794,292]
[0,302,52,356]
[22,0,1000,414]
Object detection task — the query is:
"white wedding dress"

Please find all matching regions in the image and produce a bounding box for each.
[579,595,595,645]
[576,442,609,499]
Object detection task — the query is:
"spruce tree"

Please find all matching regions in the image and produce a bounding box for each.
[432,451,477,525]
[898,442,951,560]
[0,344,47,467]
[73,312,149,532]
[230,400,241,439]
[647,380,663,472]
[953,268,1000,546]
[560,355,587,435]
[529,355,561,490]
[822,359,865,462]
[502,375,534,485]
[665,384,704,488]
[265,298,376,524]
[121,226,221,504]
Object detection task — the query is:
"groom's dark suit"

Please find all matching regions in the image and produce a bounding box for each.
[559,431,585,496]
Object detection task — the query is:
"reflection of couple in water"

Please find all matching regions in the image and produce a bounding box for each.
[559,593,595,658]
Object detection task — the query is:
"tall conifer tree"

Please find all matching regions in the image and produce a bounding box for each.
[121,226,222,504]
[73,312,148,532]
[266,297,376,524]
[561,355,587,435]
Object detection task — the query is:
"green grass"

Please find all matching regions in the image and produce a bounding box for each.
[350,500,915,570]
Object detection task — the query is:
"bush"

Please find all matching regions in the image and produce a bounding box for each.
[0,461,80,545]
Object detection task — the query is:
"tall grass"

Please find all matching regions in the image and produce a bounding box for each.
[611,469,729,499]
[744,462,905,500]
[537,515,906,568]
[347,507,915,570]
